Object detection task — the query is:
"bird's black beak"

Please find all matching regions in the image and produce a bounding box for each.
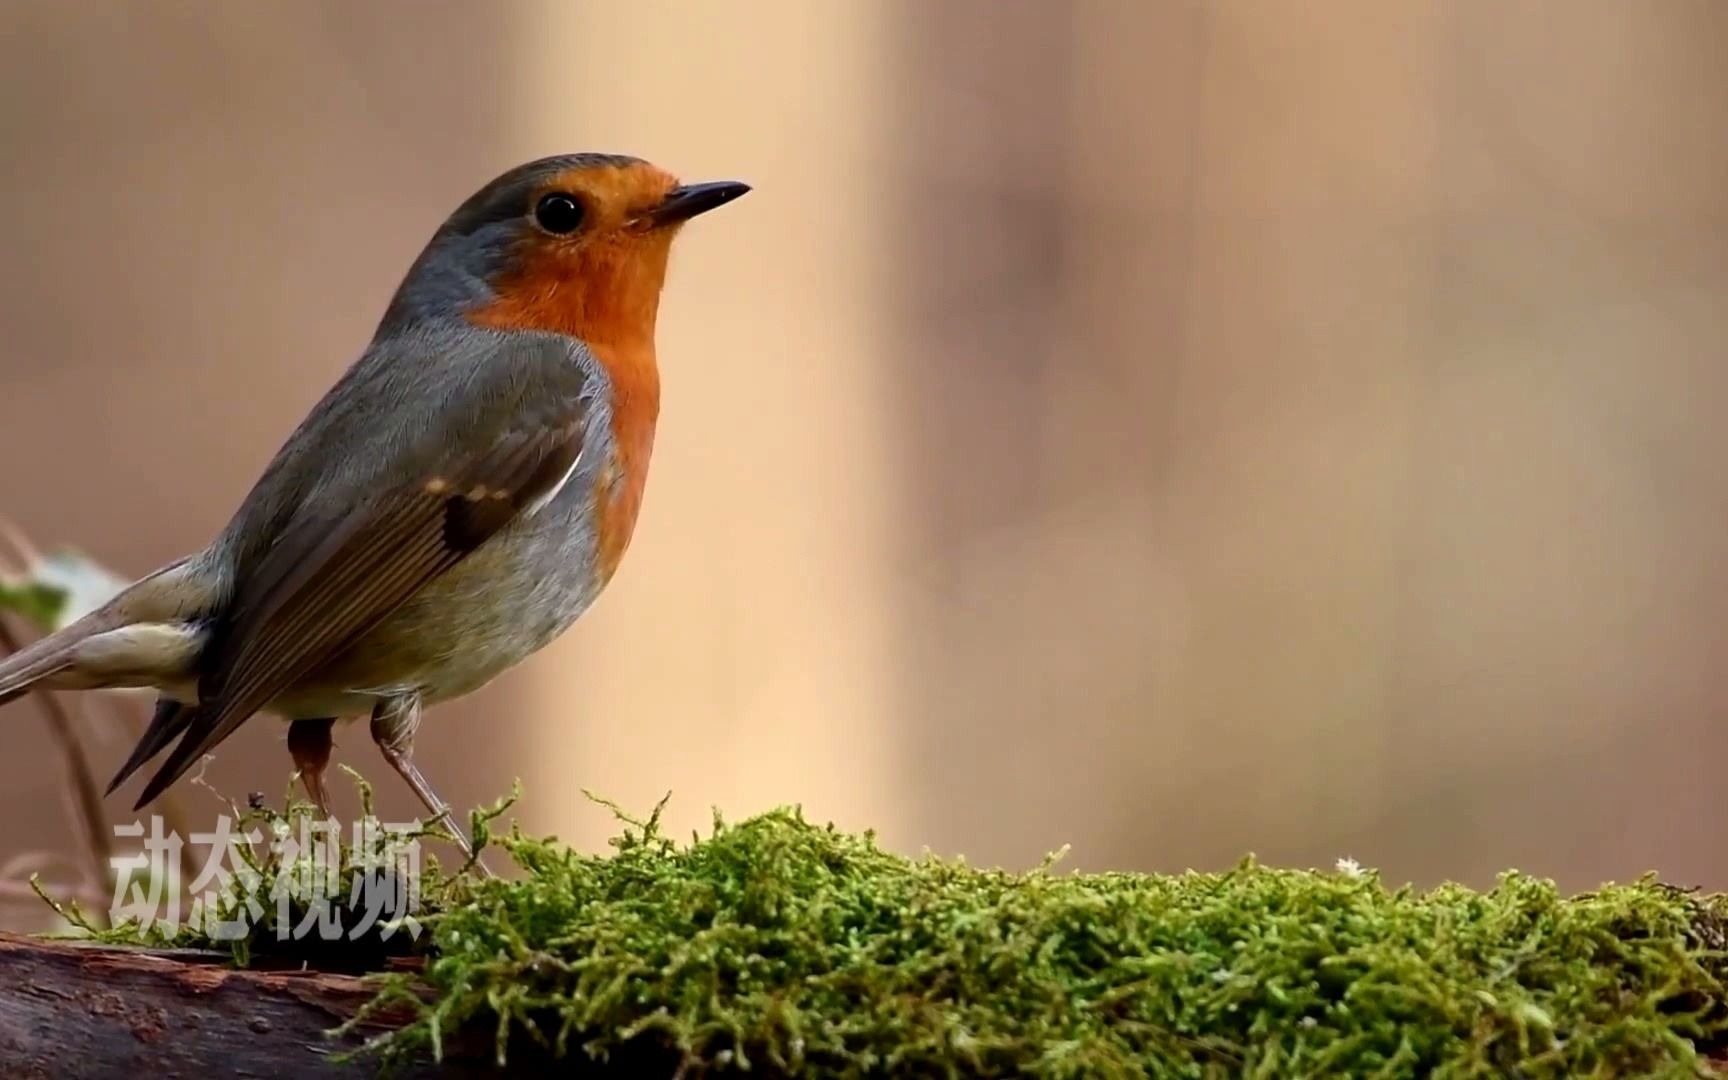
[642,181,751,228]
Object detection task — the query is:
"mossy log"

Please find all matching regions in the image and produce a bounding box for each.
[10,802,1728,1077]
[5,907,1728,1080]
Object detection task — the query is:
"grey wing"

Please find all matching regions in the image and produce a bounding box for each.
[124,331,595,807]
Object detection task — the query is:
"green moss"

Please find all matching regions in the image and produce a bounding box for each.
[348,799,1728,1078]
[46,788,1728,1077]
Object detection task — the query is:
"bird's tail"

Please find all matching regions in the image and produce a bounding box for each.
[0,556,213,707]
[106,697,196,796]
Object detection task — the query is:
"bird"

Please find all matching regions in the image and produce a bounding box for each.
[0,153,748,856]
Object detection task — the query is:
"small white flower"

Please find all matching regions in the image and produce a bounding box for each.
[1335,856,1365,878]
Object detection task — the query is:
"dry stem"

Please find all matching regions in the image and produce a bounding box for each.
[0,615,113,915]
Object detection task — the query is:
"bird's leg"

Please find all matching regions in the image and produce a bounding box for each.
[286,717,336,819]
[369,695,490,874]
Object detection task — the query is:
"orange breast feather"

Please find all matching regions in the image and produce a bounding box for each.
[468,229,667,582]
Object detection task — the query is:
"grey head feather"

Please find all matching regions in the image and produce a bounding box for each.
[377,152,645,335]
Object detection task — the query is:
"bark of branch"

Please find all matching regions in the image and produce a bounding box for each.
[0,933,513,1078]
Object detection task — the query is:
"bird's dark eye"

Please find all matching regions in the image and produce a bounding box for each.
[534,192,585,234]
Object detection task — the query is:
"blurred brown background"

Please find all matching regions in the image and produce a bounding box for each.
[1,1,1726,923]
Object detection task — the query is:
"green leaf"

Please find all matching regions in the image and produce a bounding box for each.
[32,549,130,628]
[0,548,131,632]
[0,579,67,631]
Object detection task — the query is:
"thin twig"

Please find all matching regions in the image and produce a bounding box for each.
[0,880,107,908]
[0,522,122,922]
[0,616,113,921]
[0,517,40,568]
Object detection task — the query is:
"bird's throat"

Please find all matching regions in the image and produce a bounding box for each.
[588,339,659,583]
[466,241,665,585]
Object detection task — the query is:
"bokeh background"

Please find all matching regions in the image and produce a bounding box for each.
[1,1,1726,927]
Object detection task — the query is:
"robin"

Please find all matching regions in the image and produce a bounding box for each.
[0,153,748,856]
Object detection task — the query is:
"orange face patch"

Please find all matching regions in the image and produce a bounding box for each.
[466,161,683,349]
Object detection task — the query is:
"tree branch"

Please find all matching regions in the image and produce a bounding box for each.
[0,933,461,1077]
